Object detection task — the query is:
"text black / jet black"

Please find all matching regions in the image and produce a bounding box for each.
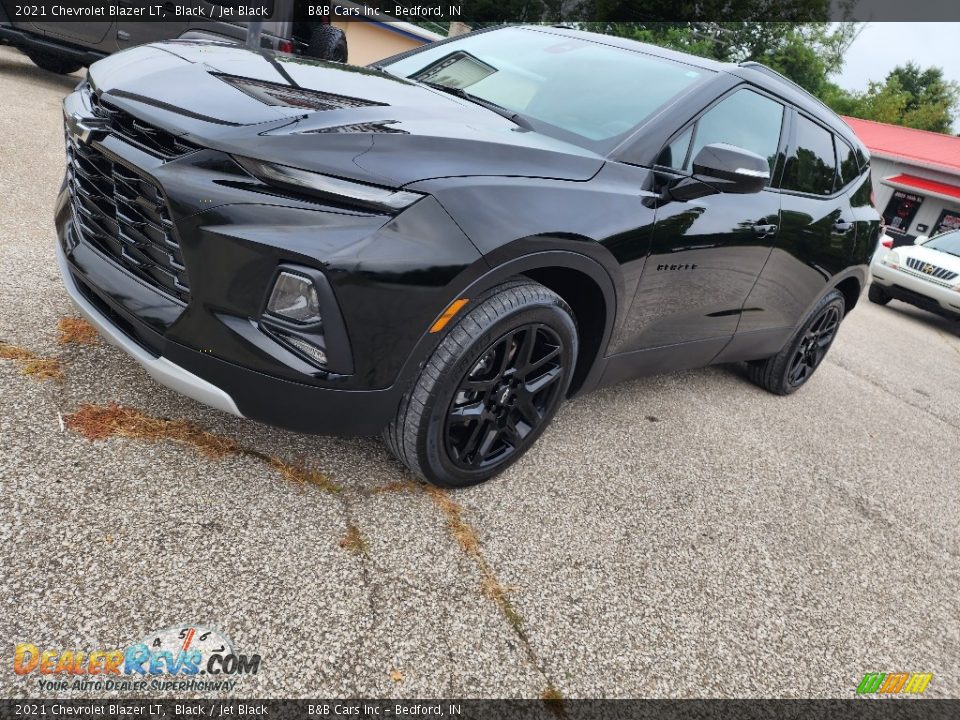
[56,26,881,486]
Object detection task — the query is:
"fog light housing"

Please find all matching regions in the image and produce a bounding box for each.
[267,271,322,325]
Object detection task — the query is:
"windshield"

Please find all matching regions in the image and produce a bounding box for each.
[924,230,960,258]
[381,27,712,151]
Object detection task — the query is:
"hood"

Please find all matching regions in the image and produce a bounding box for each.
[87,41,605,187]
[899,243,960,273]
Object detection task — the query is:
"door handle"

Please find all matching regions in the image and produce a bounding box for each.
[751,223,778,237]
[833,220,854,234]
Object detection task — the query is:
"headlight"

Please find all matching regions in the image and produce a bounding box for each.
[234,156,424,212]
[881,251,900,269]
[267,271,322,325]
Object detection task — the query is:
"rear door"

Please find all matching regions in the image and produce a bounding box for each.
[736,112,858,336]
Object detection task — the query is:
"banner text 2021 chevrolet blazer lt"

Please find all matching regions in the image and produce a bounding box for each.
[56,26,881,486]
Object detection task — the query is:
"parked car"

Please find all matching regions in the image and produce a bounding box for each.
[0,0,346,73]
[55,26,880,487]
[869,230,960,320]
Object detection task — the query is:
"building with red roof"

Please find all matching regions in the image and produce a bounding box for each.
[842,116,960,243]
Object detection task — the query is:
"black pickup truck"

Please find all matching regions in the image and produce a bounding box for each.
[0,0,347,73]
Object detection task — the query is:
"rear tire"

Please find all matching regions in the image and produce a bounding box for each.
[384,280,577,488]
[747,289,845,396]
[24,50,83,75]
[306,24,348,63]
[868,284,891,306]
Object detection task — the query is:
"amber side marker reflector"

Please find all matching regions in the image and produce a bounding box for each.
[430,298,470,333]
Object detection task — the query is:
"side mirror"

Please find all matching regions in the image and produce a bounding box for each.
[913,235,929,245]
[666,143,770,202]
[692,143,770,194]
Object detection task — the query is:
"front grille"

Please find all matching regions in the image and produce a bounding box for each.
[66,135,191,302]
[90,93,200,159]
[905,256,958,282]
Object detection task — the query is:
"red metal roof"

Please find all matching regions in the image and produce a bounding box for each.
[841,116,960,176]
[884,173,960,200]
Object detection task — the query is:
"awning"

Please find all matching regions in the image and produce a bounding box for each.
[882,173,960,204]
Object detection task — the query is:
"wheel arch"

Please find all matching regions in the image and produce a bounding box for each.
[397,249,621,401]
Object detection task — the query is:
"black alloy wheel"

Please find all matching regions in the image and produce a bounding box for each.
[384,279,577,487]
[747,288,846,396]
[786,304,841,388]
[445,323,565,470]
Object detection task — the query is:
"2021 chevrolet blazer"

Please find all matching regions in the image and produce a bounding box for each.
[56,26,881,486]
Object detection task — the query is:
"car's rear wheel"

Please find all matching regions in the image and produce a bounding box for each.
[385,280,577,488]
[24,50,83,75]
[868,284,891,305]
[747,289,845,395]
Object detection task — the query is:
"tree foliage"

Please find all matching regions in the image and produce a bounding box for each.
[825,62,959,133]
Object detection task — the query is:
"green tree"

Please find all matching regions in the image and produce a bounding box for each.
[827,63,959,133]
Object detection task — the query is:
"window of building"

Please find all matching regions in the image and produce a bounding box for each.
[882,190,924,235]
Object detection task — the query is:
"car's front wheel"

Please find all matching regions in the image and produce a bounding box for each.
[747,289,845,395]
[868,284,891,305]
[385,280,577,487]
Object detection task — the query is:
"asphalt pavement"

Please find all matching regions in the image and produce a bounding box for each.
[1,46,959,699]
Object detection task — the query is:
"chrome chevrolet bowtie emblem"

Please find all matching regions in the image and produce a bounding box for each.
[68,113,106,144]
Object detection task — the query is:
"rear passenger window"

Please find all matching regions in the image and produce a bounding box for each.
[686,89,785,179]
[835,138,859,190]
[782,116,837,195]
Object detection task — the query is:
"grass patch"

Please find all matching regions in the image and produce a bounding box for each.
[339,523,367,555]
[372,479,421,494]
[0,341,62,381]
[542,685,566,718]
[64,403,341,494]
[425,485,479,556]
[269,457,340,494]
[65,402,238,457]
[58,317,99,345]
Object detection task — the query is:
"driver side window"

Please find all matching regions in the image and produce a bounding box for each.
[658,88,785,183]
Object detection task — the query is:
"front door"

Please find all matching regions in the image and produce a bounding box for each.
[621,87,787,362]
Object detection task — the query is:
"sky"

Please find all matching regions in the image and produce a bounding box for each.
[834,22,960,92]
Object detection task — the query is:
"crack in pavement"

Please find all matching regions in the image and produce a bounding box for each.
[23,319,565,700]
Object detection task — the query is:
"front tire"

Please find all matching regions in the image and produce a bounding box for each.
[385,280,577,488]
[868,284,891,305]
[24,50,83,75]
[747,289,845,396]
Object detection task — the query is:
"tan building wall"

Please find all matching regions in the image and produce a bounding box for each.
[333,21,437,66]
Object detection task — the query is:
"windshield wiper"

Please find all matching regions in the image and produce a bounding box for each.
[421,81,532,130]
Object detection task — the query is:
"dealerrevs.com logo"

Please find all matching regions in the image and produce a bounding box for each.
[14,625,261,692]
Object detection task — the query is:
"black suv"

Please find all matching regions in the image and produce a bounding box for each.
[56,26,880,486]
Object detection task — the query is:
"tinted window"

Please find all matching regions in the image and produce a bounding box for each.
[836,138,859,190]
[657,126,693,169]
[685,89,784,178]
[782,116,837,195]
[383,28,712,150]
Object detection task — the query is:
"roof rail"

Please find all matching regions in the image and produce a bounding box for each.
[738,60,837,117]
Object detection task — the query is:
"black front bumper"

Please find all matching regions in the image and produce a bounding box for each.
[56,88,486,436]
[58,220,407,436]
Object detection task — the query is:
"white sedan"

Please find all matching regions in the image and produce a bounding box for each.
[869,229,960,320]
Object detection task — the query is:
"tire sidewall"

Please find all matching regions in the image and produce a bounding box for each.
[780,291,845,393]
[421,302,577,487]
